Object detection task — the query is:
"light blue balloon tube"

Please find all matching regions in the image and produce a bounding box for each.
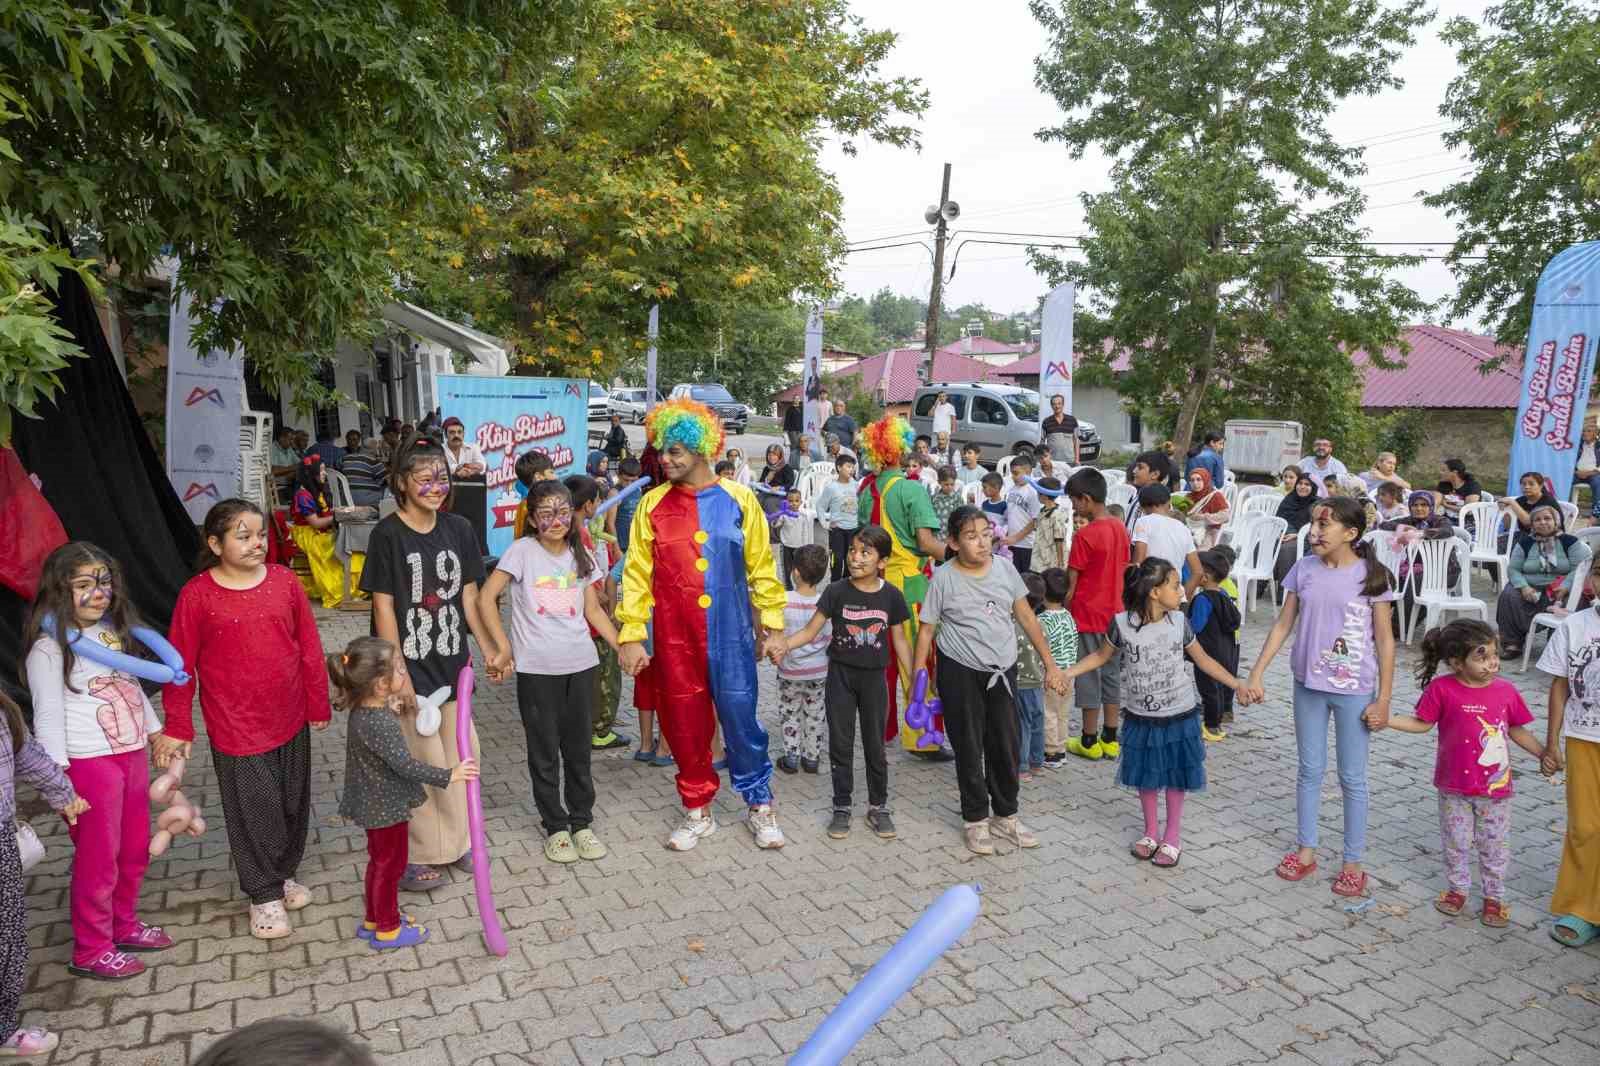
[790,884,981,1066]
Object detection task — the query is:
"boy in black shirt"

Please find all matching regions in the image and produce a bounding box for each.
[767,525,911,840]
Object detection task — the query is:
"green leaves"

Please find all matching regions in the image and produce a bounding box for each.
[1428,0,1600,350]
[0,213,101,445]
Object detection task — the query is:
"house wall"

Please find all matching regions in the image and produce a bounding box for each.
[1363,406,1515,493]
[1073,385,1144,455]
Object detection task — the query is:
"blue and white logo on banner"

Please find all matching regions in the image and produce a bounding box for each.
[436,374,588,558]
[1509,241,1600,502]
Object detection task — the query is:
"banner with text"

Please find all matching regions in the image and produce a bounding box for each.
[1509,242,1600,501]
[437,374,588,558]
[165,287,244,523]
[1038,282,1075,443]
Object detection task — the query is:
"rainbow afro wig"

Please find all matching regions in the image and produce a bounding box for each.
[859,415,914,472]
[645,397,725,460]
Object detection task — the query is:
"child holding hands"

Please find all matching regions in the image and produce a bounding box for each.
[1388,621,1543,927]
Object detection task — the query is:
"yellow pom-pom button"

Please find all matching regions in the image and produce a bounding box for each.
[695,558,709,572]
[693,530,709,544]
[697,593,712,609]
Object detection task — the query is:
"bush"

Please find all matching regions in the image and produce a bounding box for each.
[1375,409,1427,467]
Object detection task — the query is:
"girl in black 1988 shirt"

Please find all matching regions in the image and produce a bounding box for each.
[360,434,504,890]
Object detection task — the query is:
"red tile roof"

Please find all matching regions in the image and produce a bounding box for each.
[934,336,1034,358]
[772,347,1006,404]
[993,325,1522,410]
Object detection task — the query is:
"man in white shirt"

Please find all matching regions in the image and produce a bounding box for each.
[931,391,957,440]
[1297,438,1348,496]
[441,416,487,477]
[1131,483,1202,599]
[1576,422,1600,520]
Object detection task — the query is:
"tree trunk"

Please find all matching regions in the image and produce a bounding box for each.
[1172,299,1219,457]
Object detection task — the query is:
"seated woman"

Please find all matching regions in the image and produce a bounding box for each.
[1358,451,1411,494]
[1184,466,1230,549]
[1436,457,1483,524]
[1373,480,1408,524]
[1497,471,1560,534]
[289,456,363,609]
[1496,503,1591,657]
[1379,491,1457,611]
[1278,465,1300,495]
[1272,471,1320,582]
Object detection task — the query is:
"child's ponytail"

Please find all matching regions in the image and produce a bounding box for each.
[1415,619,1499,689]
[326,636,396,711]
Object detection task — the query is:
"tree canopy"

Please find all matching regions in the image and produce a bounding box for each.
[1029,0,1430,454]
[1427,0,1600,349]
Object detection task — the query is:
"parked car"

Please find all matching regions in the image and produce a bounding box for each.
[608,387,662,424]
[909,383,1101,465]
[668,382,747,434]
[587,381,610,421]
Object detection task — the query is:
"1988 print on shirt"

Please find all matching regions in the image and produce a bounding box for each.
[361,513,486,694]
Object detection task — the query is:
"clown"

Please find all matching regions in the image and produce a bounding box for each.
[618,399,789,850]
[855,416,953,758]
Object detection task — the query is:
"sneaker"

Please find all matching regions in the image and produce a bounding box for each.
[572,828,607,861]
[801,757,820,774]
[282,878,312,911]
[1041,753,1067,769]
[592,732,631,750]
[865,808,896,839]
[747,805,785,849]
[990,814,1040,849]
[544,831,579,864]
[67,950,146,981]
[827,810,851,839]
[1065,737,1103,761]
[666,807,716,851]
[1201,726,1227,742]
[248,900,292,941]
[0,1026,58,1057]
[1100,739,1121,759]
[912,747,957,763]
[114,922,174,953]
[963,820,996,856]
[777,755,800,774]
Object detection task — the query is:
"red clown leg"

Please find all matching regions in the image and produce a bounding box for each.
[655,683,719,810]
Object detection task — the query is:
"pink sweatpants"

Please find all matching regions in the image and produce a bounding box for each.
[65,749,151,965]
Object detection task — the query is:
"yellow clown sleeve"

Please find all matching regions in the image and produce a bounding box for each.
[616,484,666,644]
[730,480,787,632]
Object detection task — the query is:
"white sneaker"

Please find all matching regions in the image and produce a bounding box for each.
[665,807,716,851]
[747,804,785,849]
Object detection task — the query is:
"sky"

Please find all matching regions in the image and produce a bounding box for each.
[823,0,1493,328]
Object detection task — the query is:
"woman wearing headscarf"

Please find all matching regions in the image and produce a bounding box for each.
[1496,503,1592,657]
[1183,466,1231,549]
[1272,471,1321,582]
[1379,491,1457,616]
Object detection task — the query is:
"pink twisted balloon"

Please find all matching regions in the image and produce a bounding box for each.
[455,664,509,956]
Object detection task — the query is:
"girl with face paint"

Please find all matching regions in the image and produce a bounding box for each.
[158,499,334,942]
[24,542,164,982]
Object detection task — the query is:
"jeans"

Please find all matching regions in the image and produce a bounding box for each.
[1580,473,1600,517]
[1015,687,1045,769]
[1293,683,1371,862]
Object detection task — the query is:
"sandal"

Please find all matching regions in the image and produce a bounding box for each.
[1331,869,1369,898]
[1151,842,1182,868]
[357,914,418,941]
[249,900,292,940]
[282,879,312,911]
[1550,914,1600,947]
[0,1027,59,1057]
[398,863,444,892]
[369,921,430,950]
[1434,889,1467,917]
[1481,898,1510,928]
[1275,853,1318,881]
[1130,836,1159,861]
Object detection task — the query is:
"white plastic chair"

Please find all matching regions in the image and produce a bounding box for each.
[1521,557,1593,672]
[326,468,354,510]
[1406,538,1486,643]
[996,454,1014,478]
[961,481,984,506]
[1223,469,1236,487]
[1101,468,1126,488]
[1108,482,1137,513]
[1560,501,1579,528]
[1459,501,1513,591]
[1294,523,1311,564]
[1232,516,1287,613]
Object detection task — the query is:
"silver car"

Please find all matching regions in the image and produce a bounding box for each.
[608,387,661,424]
[908,383,1102,465]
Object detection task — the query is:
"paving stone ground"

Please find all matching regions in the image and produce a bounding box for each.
[16,573,1600,1065]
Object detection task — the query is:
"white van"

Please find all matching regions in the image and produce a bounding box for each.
[1224,419,1303,476]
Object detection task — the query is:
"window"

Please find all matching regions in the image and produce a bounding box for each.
[1002,390,1040,422]
[916,393,966,418]
[972,395,1008,426]
[1128,412,1143,447]
[354,373,375,437]
[692,385,735,403]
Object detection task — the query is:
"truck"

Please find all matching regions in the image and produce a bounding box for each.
[1224,419,1303,477]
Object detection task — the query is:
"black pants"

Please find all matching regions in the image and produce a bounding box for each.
[828,526,853,583]
[1010,546,1032,574]
[826,662,890,809]
[214,726,311,904]
[937,657,1020,822]
[1196,656,1237,730]
[517,669,597,835]
[781,545,800,590]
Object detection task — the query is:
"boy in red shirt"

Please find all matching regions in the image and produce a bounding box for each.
[1064,468,1131,761]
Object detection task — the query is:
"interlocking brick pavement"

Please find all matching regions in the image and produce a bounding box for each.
[15,581,1600,1064]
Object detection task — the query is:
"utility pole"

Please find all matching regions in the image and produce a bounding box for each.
[922,162,954,384]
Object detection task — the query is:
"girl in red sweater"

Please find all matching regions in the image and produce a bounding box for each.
[156,499,331,941]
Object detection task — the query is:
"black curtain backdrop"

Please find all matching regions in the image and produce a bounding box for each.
[0,271,199,697]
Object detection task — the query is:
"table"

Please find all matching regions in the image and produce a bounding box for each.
[333,514,378,609]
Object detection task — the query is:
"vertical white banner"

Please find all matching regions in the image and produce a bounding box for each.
[645,303,660,416]
[802,305,824,443]
[165,287,243,523]
[1039,281,1075,427]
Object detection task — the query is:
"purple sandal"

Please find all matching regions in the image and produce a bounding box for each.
[397,863,444,892]
[368,922,430,950]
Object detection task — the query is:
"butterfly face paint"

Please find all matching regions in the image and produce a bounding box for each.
[533,505,573,536]
[70,566,114,621]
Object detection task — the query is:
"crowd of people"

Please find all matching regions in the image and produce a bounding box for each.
[1,406,1597,1059]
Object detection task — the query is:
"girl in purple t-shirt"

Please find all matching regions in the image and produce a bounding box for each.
[1388,620,1546,928]
[1249,497,1398,898]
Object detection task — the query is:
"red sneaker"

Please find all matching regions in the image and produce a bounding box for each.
[67,950,145,981]
[115,922,174,952]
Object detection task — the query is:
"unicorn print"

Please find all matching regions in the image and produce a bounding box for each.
[1477,715,1511,795]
